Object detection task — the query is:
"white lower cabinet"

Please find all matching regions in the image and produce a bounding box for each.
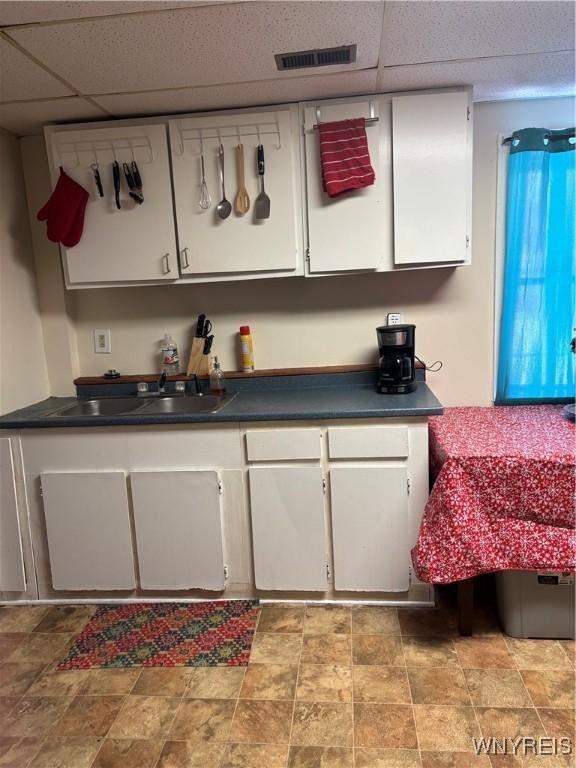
[249,466,327,590]
[330,466,409,592]
[0,439,26,592]
[41,471,136,591]
[131,470,224,591]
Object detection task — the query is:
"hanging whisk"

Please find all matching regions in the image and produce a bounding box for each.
[198,154,211,210]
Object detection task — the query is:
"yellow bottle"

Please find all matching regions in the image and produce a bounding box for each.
[239,325,255,372]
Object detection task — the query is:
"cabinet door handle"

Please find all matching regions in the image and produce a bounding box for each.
[162,253,171,274]
[180,247,190,269]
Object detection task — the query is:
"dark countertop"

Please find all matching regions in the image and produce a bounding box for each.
[0,378,442,429]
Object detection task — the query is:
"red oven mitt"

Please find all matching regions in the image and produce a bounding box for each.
[37,168,89,247]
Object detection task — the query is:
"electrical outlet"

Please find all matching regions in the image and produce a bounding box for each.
[93,328,111,354]
[387,312,402,325]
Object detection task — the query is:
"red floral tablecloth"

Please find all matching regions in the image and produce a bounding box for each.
[412,405,576,584]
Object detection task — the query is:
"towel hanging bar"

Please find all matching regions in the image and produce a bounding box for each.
[312,99,378,130]
[313,116,379,130]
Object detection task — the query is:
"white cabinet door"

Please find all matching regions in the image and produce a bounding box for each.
[41,471,136,590]
[330,466,409,592]
[249,466,326,590]
[131,470,224,590]
[302,96,393,273]
[169,106,302,278]
[392,90,471,265]
[46,124,178,285]
[0,439,26,592]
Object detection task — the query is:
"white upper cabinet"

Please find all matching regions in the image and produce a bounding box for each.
[302,96,393,273]
[169,105,303,280]
[302,88,472,274]
[392,90,472,266]
[45,123,178,286]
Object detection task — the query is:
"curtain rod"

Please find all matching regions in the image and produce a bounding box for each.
[502,130,575,145]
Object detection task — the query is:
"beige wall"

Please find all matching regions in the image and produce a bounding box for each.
[0,128,50,414]
[21,96,575,407]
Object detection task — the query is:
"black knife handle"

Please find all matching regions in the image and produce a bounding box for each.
[195,314,206,337]
[112,161,121,209]
[203,335,214,354]
[257,145,264,176]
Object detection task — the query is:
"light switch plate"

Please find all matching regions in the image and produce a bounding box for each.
[387,312,402,325]
[94,328,111,354]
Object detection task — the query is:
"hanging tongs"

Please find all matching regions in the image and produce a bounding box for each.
[122,160,144,205]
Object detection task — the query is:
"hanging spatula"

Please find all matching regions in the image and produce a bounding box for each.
[254,144,270,220]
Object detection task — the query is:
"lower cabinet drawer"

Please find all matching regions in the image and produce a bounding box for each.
[328,426,409,459]
[246,428,321,461]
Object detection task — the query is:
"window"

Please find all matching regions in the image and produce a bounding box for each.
[496,127,575,404]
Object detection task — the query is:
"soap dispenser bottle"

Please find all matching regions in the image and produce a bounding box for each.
[209,356,226,396]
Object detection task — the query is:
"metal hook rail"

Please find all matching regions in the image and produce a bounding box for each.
[173,117,282,155]
[56,136,154,169]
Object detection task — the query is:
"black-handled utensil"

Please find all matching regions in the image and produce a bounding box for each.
[131,161,144,204]
[112,161,121,209]
[91,163,104,197]
[123,162,144,205]
[195,314,206,337]
[203,335,214,355]
[202,318,212,338]
[254,144,270,219]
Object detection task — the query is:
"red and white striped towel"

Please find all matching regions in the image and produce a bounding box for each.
[318,118,375,197]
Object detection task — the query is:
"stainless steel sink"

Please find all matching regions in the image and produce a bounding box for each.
[140,393,237,415]
[49,398,148,417]
[48,393,237,418]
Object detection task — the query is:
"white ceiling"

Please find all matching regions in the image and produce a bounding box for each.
[0,0,573,136]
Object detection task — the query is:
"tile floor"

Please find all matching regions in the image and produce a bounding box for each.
[0,602,573,767]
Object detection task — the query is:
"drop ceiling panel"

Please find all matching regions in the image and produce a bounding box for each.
[0,1,208,26]
[382,0,575,66]
[380,51,576,103]
[94,69,378,117]
[7,2,383,94]
[0,37,73,101]
[0,97,106,135]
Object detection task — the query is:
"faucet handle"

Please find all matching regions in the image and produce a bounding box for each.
[175,381,186,394]
[137,382,149,395]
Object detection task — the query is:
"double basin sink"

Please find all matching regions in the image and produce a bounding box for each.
[46,393,237,418]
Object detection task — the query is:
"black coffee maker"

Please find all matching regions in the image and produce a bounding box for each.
[376,324,416,394]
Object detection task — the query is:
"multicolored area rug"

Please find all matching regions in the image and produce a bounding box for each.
[58,600,260,669]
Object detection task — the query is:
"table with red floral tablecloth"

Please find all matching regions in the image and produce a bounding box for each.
[411,405,576,584]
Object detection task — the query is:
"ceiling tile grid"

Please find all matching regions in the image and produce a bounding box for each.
[0,36,73,101]
[6,1,383,94]
[380,50,576,103]
[0,0,573,135]
[0,97,107,135]
[381,0,575,66]
[93,68,378,116]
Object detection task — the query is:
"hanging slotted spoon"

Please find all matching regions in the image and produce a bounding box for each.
[234,144,250,215]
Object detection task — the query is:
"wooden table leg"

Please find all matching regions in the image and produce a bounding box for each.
[458,578,474,636]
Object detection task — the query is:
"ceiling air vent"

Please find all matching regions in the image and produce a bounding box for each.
[275,44,357,71]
